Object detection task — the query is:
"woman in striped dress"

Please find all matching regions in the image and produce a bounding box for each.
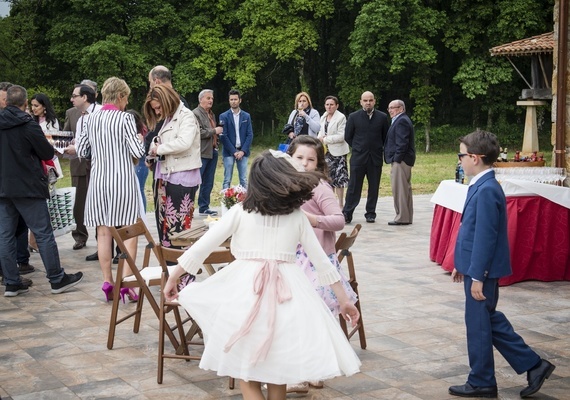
[76,77,145,302]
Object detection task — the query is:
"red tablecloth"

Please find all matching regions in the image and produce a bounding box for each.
[430,195,570,285]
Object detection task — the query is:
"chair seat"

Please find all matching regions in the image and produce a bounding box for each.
[124,265,177,284]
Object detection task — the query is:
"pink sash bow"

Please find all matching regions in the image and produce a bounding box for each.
[224,259,292,365]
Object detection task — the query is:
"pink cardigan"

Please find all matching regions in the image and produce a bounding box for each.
[301,181,345,255]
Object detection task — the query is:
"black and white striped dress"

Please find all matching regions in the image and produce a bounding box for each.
[76,109,145,227]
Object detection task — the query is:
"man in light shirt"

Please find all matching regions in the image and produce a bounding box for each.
[218,89,253,189]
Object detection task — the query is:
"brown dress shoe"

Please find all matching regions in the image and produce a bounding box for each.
[73,241,86,250]
[18,263,36,274]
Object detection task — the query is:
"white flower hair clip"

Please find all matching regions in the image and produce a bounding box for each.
[269,149,305,172]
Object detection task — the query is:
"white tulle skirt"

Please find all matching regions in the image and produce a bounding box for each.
[177,259,361,384]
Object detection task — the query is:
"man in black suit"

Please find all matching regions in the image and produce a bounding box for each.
[342,91,389,223]
[384,99,415,225]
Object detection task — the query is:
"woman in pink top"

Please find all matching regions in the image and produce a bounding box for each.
[287,135,358,393]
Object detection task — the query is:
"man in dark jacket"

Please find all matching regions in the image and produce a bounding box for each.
[342,91,389,223]
[384,99,415,225]
[0,81,35,286]
[0,85,83,297]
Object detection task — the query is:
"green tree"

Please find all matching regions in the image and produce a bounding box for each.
[339,0,444,151]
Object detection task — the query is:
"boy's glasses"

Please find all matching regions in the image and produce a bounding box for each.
[457,153,486,161]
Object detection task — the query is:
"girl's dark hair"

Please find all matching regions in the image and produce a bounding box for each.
[286,135,329,178]
[242,151,320,216]
[31,93,58,128]
[126,109,148,137]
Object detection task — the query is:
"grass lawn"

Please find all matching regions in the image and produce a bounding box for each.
[55,147,552,212]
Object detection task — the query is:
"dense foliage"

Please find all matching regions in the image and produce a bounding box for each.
[0,0,554,151]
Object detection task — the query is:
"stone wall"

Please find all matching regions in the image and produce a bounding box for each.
[552,0,570,184]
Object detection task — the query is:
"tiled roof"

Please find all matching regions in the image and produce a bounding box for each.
[490,32,554,57]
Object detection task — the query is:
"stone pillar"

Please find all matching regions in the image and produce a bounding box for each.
[517,100,547,153]
[552,0,570,184]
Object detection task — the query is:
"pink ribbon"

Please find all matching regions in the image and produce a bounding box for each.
[224,259,292,365]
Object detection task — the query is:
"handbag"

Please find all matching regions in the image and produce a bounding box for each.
[46,187,76,237]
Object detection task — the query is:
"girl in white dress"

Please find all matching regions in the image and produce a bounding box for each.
[164,150,361,400]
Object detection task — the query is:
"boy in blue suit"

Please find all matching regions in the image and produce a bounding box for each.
[449,130,555,398]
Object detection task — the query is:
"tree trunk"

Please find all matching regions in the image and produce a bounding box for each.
[424,121,431,153]
[486,107,493,130]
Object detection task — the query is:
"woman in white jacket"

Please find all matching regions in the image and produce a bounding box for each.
[286,91,320,140]
[144,84,201,248]
[318,96,349,207]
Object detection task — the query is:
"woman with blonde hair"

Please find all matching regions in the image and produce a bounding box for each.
[76,77,145,302]
[285,91,320,141]
[144,84,201,248]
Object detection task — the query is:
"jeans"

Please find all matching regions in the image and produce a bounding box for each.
[222,155,248,189]
[135,157,149,211]
[198,150,218,212]
[0,198,65,285]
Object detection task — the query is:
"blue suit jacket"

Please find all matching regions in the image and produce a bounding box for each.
[384,112,415,166]
[454,170,512,281]
[219,109,254,158]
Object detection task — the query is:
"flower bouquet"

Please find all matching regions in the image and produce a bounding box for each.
[220,185,247,211]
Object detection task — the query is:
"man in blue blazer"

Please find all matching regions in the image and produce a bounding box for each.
[219,89,253,189]
[449,130,555,398]
[384,99,415,225]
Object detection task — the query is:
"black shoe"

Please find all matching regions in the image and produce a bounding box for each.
[50,272,83,294]
[4,282,29,297]
[1,275,33,287]
[520,359,555,397]
[85,252,99,261]
[388,221,412,226]
[449,383,497,398]
[343,212,352,223]
[365,217,375,223]
[199,209,218,216]
[113,254,120,264]
[73,241,86,250]
[18,263,36,274]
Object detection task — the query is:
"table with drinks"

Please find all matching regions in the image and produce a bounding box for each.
[430,168,570,286]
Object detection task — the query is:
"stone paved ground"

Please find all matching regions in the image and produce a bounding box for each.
[1,195,569,399]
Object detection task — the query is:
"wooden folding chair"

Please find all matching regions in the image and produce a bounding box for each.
[107,218,179,350]
[156,246,236,385]
[335,223,366,349]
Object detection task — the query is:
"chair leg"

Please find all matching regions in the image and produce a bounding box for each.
[339,314,349,338]
[229,377,235,389]
[355,299,366,349]
[107,285,122,350]
[157,304,166,384]
[133,291,144,334]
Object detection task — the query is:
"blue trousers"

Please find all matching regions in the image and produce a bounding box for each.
[135,157,149,211]
[0,198,65,285]
[198,150,218,212]
[464,276,540,387]
[222,155,248,189]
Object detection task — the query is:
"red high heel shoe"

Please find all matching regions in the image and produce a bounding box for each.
[101,282,114,302]
[119,288,139,303]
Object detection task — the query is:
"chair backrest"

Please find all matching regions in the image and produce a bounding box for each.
[155,246,235,277]
[110,218,164,281]
[202,248,235,275]
[156,246,185,270]
[335,224,362,256]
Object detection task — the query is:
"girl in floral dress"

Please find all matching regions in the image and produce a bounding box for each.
[287,135,358,393]
[163,150,361,400]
